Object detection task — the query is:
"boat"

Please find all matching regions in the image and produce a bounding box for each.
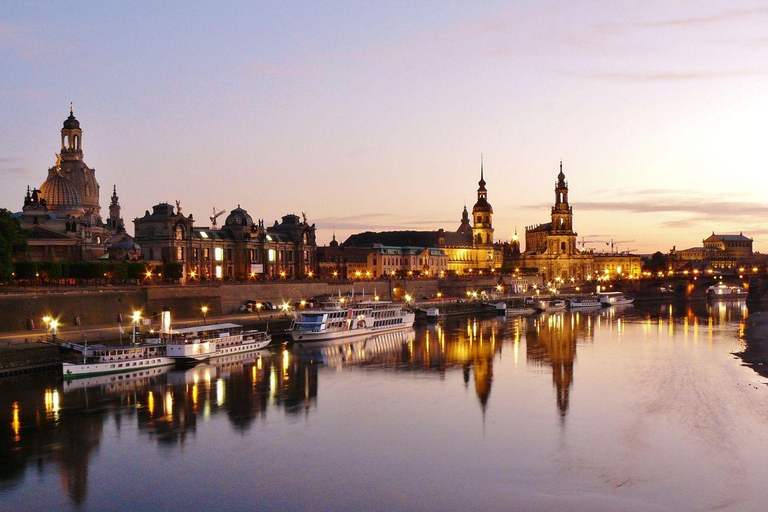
[166,323,272,364]
[598,292,634,306]
[506,306,536,316]
[568,296,602,309]
[288,301,416,343]
[706,283,748,300]
[62,340,174,379]
[526,297,567,312]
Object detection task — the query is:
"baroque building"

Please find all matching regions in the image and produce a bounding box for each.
[521,163,593,280]
[14,107,129,262]
[133,203,317,280]
[519,162,641,281]
[326,160,501,276]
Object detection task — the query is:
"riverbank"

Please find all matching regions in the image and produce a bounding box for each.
[739,311,768,378]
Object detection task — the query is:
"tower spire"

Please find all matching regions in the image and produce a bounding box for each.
[70,101,74,115]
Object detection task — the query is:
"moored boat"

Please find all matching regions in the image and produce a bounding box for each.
[527,298,567,312]
[62,340,174,379]
[166,323,271,364]
[706,283,748,300]
[289,301,415,343]
[598,291,634,306]
[568,296,601,309]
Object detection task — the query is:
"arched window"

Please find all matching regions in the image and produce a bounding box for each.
[561,241,566,252]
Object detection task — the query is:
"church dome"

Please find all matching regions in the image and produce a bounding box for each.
[63,112,80,130]
[472,197,493,214]
[40,173,84,214]
[225,206,253,227]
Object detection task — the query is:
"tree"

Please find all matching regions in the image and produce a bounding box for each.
[642,251,668,273]
[0,209,27,282]
[162,262,184,282]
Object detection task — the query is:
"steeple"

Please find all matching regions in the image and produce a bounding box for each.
[108,185,124,232]
[471,156,493,246]
[61,103,83,160]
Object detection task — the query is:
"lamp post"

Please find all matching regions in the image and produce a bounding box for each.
[49,319,59,342]
[201,306,209,325]
[131,310,141,344]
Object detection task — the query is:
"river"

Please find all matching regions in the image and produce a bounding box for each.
[2,301,767,512]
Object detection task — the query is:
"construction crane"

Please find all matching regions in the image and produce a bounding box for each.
[609,239,636,253]
[577,236,611,250]
[210,207,226,228]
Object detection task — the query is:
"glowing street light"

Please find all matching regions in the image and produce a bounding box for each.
[49,319,59,342]
[131,310,142,344]
[404,294,413,304]
[201,306,209,324]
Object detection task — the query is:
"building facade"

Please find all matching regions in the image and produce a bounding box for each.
[134,204,317,280]
[326,161,501,276]
[14,108,129,262]
[521,163,595,281]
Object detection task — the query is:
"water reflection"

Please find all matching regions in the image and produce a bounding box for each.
[0,300,763,510]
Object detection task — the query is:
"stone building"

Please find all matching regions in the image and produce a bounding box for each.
[519,162,641,281]
[324,161,501,276]
[670,232,760,271]
[133,204,317,280]
[14,108,129,262]
[520,163,594,281]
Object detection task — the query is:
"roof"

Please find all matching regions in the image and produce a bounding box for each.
[343,230,443,248]
[527,222,552,234]
[171,323,242,335]
[704,233,752,242]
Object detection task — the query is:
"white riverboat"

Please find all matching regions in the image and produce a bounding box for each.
[166,323,272,364]
[598,291,634,306]
[568,296,602,309]
[526,298,567,312]
[289,301,415,343]
[62,340,174,379]
[706,283,748,300]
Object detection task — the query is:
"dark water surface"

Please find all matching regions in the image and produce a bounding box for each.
[2,302,768,512]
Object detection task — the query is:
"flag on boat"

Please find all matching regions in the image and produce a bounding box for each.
[118,324,125,334]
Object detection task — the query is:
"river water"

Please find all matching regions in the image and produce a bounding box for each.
[2,302,768,512]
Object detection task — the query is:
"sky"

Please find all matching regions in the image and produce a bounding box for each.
[1,1,767,253]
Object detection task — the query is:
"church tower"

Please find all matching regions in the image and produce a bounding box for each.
[549,162,577,254]
[471,158,493,246]
[108,185,125,232]
[457,204,472,235]
[50,104,101,224]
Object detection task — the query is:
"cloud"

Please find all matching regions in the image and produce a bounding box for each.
[0,158,32,176]
[0,23,76,60]
[637,7,768,28]
[314,213,453,232]
[586,70,764,82]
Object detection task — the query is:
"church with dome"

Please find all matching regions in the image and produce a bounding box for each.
[15,107,131,262]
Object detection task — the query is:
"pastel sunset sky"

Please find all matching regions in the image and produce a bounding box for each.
[2,2,767,252]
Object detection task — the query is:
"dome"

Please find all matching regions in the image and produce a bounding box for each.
[40,173,84,215]
[63,112,80,130]
[224,206,253,228]
[472,198,493,214]
[113,238,140,251]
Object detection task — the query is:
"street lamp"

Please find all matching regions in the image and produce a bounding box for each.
[49,319,59,342]
[131,310,142,344]
[201,306,209,324]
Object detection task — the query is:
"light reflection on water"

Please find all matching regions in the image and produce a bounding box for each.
[1,301,767,511]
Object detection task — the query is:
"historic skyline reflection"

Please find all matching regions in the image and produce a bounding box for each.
[2,301,767,511]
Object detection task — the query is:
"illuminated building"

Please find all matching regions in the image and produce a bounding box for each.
[134,205,317,280]
[670,232,763,271]
[520,162,594,280]
[13,107,132,262]
[323,159,501,276]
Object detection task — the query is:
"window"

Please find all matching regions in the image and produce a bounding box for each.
[214,247,224,262]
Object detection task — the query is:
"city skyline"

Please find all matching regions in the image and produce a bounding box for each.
[2,2,767,252]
